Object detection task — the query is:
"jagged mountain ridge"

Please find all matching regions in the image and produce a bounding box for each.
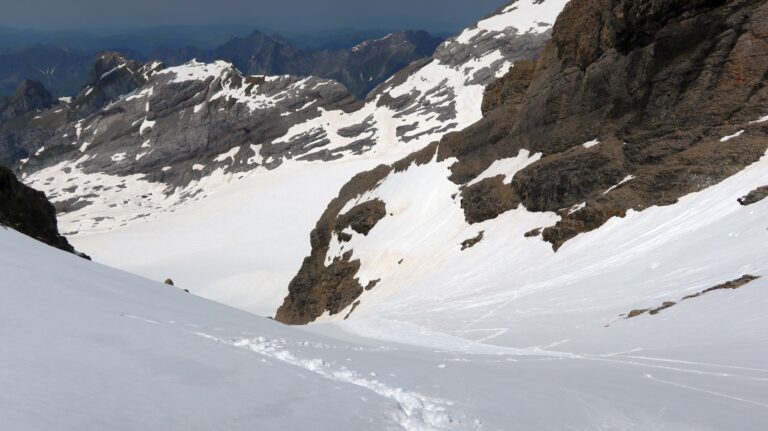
[276,0,768,324]
[0,29,442,101]
[156,29,444,98]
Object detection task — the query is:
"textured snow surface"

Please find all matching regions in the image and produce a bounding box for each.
[3,199,768,429]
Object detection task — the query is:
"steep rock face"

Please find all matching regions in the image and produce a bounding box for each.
[276,0,768,323]
[0,166,79,255]
[442,0,768,248]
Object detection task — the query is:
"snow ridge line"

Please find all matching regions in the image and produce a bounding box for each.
[195,333,464,431]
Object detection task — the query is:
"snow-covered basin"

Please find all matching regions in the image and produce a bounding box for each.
[68,157,383,316]
[3,226,768,430]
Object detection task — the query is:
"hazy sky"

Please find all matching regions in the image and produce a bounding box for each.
[1,0,509,34]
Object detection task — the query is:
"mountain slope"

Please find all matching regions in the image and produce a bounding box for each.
[0,227,435,430]
[276,0,768,324]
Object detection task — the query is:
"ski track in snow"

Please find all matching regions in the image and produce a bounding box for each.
[645,374,768,409]
[194,332,468,431]
[124,311,768,425]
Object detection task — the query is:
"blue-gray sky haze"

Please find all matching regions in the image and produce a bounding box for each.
[1,0,510,34]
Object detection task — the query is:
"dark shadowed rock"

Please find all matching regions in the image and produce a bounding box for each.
[0,166,83,257]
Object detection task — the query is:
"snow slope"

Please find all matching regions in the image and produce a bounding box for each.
[69,158,379,315]
[320,144,768,353]
[0,226,468,430]
[3,223,768,430]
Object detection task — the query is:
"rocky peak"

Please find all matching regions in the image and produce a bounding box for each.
[69,51,148,119]
[0,80,56,123]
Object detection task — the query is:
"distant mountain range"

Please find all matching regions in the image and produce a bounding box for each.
[0,28,443,98]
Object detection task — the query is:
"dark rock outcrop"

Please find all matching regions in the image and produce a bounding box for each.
[626,274,761,318]
[738,186,768,206]
[0,166,82,256]
[274,165,391,325]
[461,231,485,250]
[275,144,436,324]
[335,199,387,237]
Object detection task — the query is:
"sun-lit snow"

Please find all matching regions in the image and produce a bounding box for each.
[159,60,232,83]
[4,188,768,429]
[455,0,570,44]
[465,149,542,186]
[5,1,768,427]
[603,175,636,194]
[721,130,746,142]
